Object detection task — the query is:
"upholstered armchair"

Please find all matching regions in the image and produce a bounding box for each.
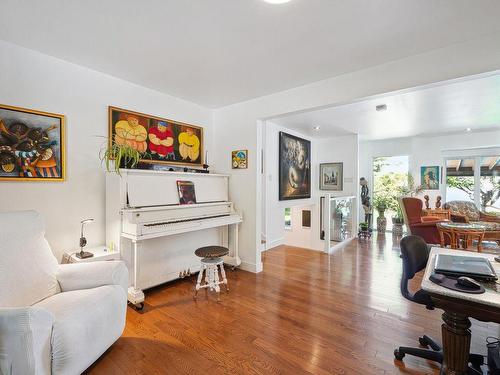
[444,200,500,224]
[399,197,443,244]
[0,211,128,375]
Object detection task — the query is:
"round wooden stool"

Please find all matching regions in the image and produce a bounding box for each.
[194,246,229,301]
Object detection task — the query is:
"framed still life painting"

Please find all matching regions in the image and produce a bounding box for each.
[109,106,204,167]
[0,104,65,181]
[232,149,248,169]
[421,166,439,190]
[320,162,343,191]
[279,131,311,200]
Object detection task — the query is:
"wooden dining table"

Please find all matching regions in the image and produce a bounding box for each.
[421,247,500,374]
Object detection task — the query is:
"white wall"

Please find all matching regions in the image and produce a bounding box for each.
[262,119,359,252]
[0,41,213,261]
[212,34,500,272]
[359,130,500,217]
[263,122,315,249]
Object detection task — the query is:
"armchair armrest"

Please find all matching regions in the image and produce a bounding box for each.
[450,213,468,223]
[412,221,439,228]
[0,307,54,375]
[57,261,128,294]
[480,212,500,223]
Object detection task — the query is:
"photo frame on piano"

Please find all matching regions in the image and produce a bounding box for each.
[177,180,197,205]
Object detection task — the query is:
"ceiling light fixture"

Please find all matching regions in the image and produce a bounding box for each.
[313,126,321,131]
[376,104,387,112]
[262,0,292,4]
[466,127,471,132]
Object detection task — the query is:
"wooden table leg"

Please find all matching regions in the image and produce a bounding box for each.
[441,310,471,374]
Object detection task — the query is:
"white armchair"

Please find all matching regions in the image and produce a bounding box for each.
[0,211,128,375]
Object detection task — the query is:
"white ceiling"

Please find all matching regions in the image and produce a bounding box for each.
[270,72,500,140]
[1,0,500,108]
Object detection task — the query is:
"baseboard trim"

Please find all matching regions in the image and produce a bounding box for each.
[266,237,285,250]
[239,260,263,273]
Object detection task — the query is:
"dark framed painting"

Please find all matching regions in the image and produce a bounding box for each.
[320,162,343,191]
[279,131,311,200]
[0,104,65,181]
[421,166,439,190]
[177,180,197,205]
[109,106,204,167]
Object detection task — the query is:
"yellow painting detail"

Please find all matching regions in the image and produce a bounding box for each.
[114,115,148,152]
[178,128,200,161]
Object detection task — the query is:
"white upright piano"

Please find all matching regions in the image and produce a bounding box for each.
[106,169,242,308]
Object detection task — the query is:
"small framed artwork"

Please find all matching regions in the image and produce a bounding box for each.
[302,210,311,228]
[0,104,65,181]
[177,180,197,205]
[421,166,439,190]
[232,149,248,169]
[320,163,343,191]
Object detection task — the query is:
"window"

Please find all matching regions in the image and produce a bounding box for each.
[445,154,499,214]
[446,158,475,204]
[480,156,500,214]
[284,207,292,229]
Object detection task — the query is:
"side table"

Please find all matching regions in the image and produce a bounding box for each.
[62,246,120,264]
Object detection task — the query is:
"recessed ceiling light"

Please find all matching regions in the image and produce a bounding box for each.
[262,0,292,4]
[313,126,321,131]
[466,127,472,132]
[376,104,387,112]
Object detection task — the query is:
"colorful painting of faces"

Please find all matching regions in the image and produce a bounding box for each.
[0,104,65,181]
[108,106,204,166]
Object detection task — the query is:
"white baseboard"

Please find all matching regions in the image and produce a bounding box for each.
[265,237,285,250]
[239,260,263,273]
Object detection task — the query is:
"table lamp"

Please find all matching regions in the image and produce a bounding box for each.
[76,218,95,259]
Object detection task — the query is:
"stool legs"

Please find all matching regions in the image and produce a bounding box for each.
[193,259,229,301]
[219,263,229,292]
[194,263,205,299]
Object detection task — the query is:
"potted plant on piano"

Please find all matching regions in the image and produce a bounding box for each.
[100,139,142,175]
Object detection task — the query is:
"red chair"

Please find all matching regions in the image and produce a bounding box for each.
[399,197,443,244]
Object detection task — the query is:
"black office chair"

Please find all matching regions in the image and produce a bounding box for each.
[394,235,484,371]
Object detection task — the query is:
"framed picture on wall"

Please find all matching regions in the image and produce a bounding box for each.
[279,131,311,200]
[319,162,343,191]
[231,149,248,169]
[109,106,204,167]
[421,166,439,190]
[0,104,65,181]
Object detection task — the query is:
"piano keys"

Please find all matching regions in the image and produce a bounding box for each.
[106,169,242,308]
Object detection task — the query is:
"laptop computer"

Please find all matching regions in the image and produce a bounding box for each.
[434,254,498,281]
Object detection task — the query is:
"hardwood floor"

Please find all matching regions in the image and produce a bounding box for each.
[87,235,498,374]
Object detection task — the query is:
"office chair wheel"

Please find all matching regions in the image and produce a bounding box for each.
[419,336,429,347]
[394,349,405,361]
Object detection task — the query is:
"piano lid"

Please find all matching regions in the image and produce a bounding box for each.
[125,170,229,208]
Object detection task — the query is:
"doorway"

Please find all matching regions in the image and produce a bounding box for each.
[372,155,409,232]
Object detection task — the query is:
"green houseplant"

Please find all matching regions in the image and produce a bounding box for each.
[100,140,142,175]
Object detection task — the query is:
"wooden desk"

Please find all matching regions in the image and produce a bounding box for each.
[422,208,451,221]
[421,247,500,374]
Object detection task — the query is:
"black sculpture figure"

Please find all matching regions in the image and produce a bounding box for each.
[360,177,372,229]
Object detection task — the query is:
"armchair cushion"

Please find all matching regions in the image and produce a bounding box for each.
[480,212,500,223]
[57,261,128,294]
[0,210,59,308]
[36,285,127,375]
[0,307,54,375]
[444,200,481,221]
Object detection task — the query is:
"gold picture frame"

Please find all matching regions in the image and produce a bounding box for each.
[0,104,65,181]
[108,106,204,167]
